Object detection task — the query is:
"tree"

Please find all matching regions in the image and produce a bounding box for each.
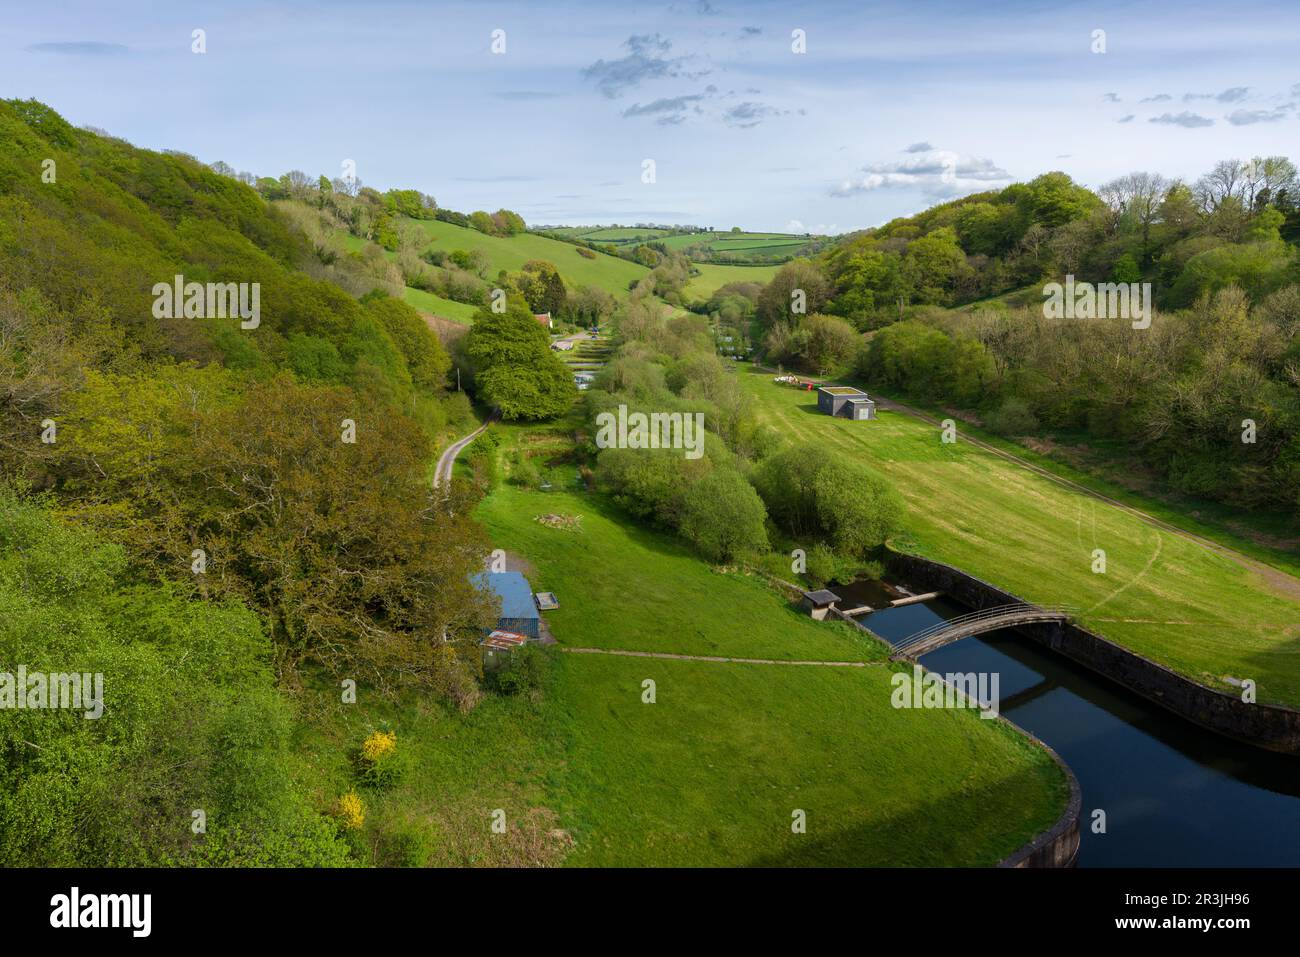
[1195,159,1247,212]
[1099,171,1170,257]
[754,444,904,557]
[462,295,576,419]
[679,469,768,562]
[517,260,567,316]
[756,259,831,327]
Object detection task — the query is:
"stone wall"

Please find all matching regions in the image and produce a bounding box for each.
[888,550,1300,755]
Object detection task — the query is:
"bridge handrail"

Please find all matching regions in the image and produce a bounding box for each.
[894,603,1075,652]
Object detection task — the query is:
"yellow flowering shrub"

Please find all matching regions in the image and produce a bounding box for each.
[336,791,365,830]
[361,730,397,762]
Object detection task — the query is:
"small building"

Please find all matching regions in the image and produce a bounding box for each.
[471,571,541,639]
[534,312,553,330]
[801,589,841,620]
[550,339,575,351]
[817,385,876,420]
[480,629,529,671]
[535,592,559,611]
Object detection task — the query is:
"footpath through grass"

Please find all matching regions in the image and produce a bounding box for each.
[476,479,1069,866]
[741,367,1300,708]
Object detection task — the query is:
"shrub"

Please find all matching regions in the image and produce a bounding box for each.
[985,397,1040,436]
[357,729,407,788]
[679,469,769,563]
[374,820,437,867]
[336,792,366,830]
[490,643,549,695]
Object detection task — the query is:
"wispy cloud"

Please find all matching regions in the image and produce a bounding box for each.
[622,94,706,125]
[26,41,128,55]
[1184,86,1249,102]
[903,141,934,153]
[722,101,785,128]
[1140,93,1172,103]
[1117,114,1135,123]
[1102,92,1121,103]
[582,34,706,98]
[1226,105,1291,125]
[1149,111,1214,127]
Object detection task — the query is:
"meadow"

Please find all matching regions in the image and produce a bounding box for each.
[740,367,1300,708]
[469,476,1068,866]
[414,219,649,296]
[683,261,781,299]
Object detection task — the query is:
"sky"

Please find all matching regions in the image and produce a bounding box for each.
[3,0,1299,234]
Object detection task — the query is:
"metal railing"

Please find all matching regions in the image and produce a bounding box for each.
[893,603,1075,656]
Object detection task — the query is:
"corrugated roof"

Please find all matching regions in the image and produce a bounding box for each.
[471,571,540,621]
[802,589,841,605]
[482,629,530,650]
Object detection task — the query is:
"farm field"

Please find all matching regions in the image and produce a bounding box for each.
[741,368,1300,708]
[684,261,781,299]
[413,219,649,296]
[541,227,821,263]
[402,286,480,323]
[473,478,1069,866]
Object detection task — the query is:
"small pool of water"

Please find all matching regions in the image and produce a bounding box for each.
[862,596,1300,867]
[826,577,901,609]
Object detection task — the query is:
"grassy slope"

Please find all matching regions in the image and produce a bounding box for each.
[401,286,480,323]
[741,367,1300,707]
[414,219,649,296]
[476,481,1068,866]
[684,261,781,299]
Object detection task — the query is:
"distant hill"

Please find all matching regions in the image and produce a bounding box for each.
[539,225,829,265]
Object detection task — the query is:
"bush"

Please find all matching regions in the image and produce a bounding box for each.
[356,729,408,789]
[679,469,769,563]
[985,397,1040,436]
[374,819,437,867]
[490,643,549,695]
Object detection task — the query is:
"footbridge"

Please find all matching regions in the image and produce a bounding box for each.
[890,604,1074,659]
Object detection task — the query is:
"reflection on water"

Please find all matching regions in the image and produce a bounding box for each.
[863,597,1300,867]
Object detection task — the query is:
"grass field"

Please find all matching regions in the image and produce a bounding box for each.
[401,286,481,323]
[414,219,649,296]
[741,367,1300,708]
[684,262,781,300]
[473,477,1069,866]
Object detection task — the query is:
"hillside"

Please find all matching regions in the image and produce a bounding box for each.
[414,219,650,295]
[541,225,826,264]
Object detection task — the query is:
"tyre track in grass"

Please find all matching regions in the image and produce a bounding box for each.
[750,366,1300,602]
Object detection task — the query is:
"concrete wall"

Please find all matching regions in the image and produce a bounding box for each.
[888,550,1300,755]
[998,742,1082,868]
[829,602,1082,868]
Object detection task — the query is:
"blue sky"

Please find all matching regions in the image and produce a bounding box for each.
[3,0,1299,233]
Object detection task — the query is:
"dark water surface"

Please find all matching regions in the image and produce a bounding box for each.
[861,596,1300,867]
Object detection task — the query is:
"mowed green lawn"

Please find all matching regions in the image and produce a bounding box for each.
[477,483,1068,866]
[741,368,1300,708]
[684,261,780,299]
[413,219,649,297]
